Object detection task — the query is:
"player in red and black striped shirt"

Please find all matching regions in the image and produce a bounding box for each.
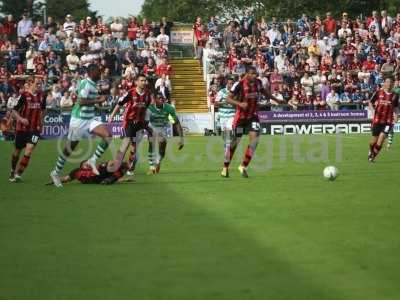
[10,79,46,182]
[368,77,399,162]
[223,67,284,178]
[47,160,131,185]
[108,74,154,174]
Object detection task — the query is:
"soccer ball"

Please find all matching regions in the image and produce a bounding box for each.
[323,166,339,181]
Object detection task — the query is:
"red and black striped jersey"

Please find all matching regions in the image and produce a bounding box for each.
[14,91,46,133]
[371,89,399,125]
[69,163,124,184]
[231,78,264,121]
[119,88,153,126]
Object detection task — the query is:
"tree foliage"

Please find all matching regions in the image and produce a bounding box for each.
[0,0,32,18]
[45,0,96,22]
[140,0,400,22]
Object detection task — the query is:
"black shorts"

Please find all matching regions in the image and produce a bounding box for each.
[371,124,393,137]
[233,118,261,137]
[124,121,153,141]
[15,131,40,150]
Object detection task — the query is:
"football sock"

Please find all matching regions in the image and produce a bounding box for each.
[224,144,237,168]
[11,154,19,172]
[242,140,258,168]
[369,143,375,157]
[388,130,394,147]
[372,143,382,159]
[54,154,67,174]
[223,131,231,168]
[128,144,137,171]
[159,141,167,162]
[90,140,109,162]
[148,142,156,167]
[16,155,31,175]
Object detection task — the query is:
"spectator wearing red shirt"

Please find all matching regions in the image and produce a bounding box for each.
[193,16,202,58]
[323,12,337,34]
[85,16,94,36]
[363,55,376,71]
[78,19,88,37]
[342,38,356,63]
[156,58,172,79]
[95,16,109,36]
[269,68,283,93]
[196,25,209,59]
[227,48,239,72]
[141,18,151,37]
[127,16,139,41]
[2,15,16,39]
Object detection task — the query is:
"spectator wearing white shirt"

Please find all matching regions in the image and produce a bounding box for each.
[338,22,352,38]
[327,32,338,49]
[63,14,76,37]
[66,48,80,72]
[155,74,172,91]
[25,47,35,73]
[274,50,287,74]
[17,13,33,38]
[267,23,281,45]
[312,70,326,94]
[88,36,103,53]
[60,91,73,109]
[146,31,157,45]
[156,27,170,48]
[110,17,124,39]
[300,72,314,96]
[7,93,19,110]
[300,31,312,48]
[326,89,340,110]
[80,51,95,68]
[318,36,332,56]
[356,23,369,39]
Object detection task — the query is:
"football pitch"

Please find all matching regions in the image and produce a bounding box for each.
[0,134,399,300]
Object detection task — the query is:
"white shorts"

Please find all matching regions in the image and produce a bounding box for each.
[219,117,234,132]
[150,124,168,140]
[67,117,103,141]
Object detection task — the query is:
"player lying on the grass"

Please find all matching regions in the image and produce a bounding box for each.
[108,74,153,173]
[368,77,399,162]
[221,67,284,178]
[214,77,235,176]
[50,64,112,188]
[46,160,131,185]
[10,79,46,182]
[146,92,184,174]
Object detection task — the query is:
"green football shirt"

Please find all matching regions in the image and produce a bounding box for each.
[71,78,98,120]
[147,103,177,127]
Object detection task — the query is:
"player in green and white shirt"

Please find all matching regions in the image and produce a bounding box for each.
[214,77,236,174]
[388,84,400,149]
[146,93,184,174]
[50,64,112,187]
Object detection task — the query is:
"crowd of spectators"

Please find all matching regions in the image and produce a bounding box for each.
[0,11,174,112]
[196,10,400,111]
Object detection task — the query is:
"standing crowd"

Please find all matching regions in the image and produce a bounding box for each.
[0,11,174,112]
[193,10,400,111]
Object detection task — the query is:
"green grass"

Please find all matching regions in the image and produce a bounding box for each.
[0,135,399,300]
